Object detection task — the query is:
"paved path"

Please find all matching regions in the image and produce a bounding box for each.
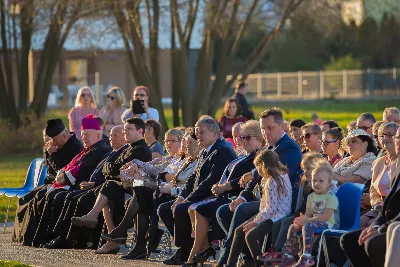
[0,232,217,267]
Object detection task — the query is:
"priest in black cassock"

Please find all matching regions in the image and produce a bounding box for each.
[13,119,83,242]
[13,114,111,247]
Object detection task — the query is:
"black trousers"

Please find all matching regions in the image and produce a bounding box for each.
[158,200,195,249]
[340,228,386,267]
[66,188,104,245]
[148,195,174,240]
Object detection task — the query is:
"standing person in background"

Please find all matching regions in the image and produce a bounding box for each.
[218,98,247,139]
[121,86,159,122]
[98,86,127,136]
[232,82,254,120]
[311,113,323,125]
[383,107,400,124]
[145,119,164,159]
[68,86,99,140]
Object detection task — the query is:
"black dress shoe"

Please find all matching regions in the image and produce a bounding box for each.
[121,248,147,260]
[42,237,74,249]
[163,254,186,265]
[193,247,216,263]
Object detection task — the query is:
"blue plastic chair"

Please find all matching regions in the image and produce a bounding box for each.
[0,158,45,233]
[315,182,365,267]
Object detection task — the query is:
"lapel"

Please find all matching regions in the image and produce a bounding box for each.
[197,139,221,171]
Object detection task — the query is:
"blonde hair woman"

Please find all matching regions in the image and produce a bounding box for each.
[98,86,127,136]
[68,86,99,140]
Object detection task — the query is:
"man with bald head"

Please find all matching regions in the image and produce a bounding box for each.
[232,122,245,155]
[41,125,128,249]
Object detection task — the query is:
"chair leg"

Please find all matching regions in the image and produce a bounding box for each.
[3,197,12,234]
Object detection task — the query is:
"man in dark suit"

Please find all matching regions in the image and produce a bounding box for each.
[340,168,400,267]
[159,117,237,265]
[216,108,303,265]
[232,82,254,120]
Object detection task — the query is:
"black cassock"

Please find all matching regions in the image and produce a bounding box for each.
[13,139,111,246]
[12,134,82,244]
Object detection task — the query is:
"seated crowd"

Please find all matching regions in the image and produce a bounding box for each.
[11,84,400,267]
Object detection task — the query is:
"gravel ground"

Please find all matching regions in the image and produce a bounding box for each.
[0,231,216,267]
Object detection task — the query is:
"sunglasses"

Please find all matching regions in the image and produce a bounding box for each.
[107,95,115,100]
[164,139,179,144]
[134,93,147,97]
[80,93,91,98]
[239,135,254,142]
[301,133,317,139]
[356,125,372,131]
[322,139,337,146]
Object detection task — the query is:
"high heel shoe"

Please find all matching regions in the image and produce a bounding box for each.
[192,247,216,263]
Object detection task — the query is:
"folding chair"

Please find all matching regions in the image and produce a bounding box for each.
[0,158,46,233]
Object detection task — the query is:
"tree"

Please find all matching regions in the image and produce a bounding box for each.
[112,0,308,127]
[0,0,103,127]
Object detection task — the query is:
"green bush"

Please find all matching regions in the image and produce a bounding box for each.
[324,54,362,71]
[0,114,46,155]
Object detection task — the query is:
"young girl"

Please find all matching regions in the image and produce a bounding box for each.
[278,162,339,267]
[226,150,292,267]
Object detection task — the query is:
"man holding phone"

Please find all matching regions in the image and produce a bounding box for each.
[121,86,160,122]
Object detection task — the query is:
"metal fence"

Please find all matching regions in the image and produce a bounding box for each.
[241,68,400,100]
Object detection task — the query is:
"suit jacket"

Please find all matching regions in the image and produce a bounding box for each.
[227,150,259,197]
[373,167,400,233]
[102,139,152,180]
[89,144,129,187]
[64,139,112,189]
[240,133,303,201]
[180,138,237,202]
[233,92,254,120]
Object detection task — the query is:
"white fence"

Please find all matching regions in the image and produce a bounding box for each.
[239,68,400,100]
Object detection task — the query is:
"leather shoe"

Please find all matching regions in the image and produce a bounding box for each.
[121,248,147,260]
[163,254,186,265]
[41,237,73,249]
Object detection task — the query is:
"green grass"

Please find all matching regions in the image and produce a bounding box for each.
[0,155,40,222]
[0,98,398,222]
[0,261,32,267]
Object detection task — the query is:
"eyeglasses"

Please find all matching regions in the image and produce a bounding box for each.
[80,93,90,98]
[107,95,115,100]
[134,93,147,97]
[239,135,254,142]
[379,133,396,138]
[322,139,337,146]
[301,133,317,139]
[164,140,179,144]
[356,125,372,131]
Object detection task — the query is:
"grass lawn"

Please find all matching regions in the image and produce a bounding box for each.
[0,261,32,267]
[0,98,398,222]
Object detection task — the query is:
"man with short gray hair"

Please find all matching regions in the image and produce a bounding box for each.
[159,117,237,265]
